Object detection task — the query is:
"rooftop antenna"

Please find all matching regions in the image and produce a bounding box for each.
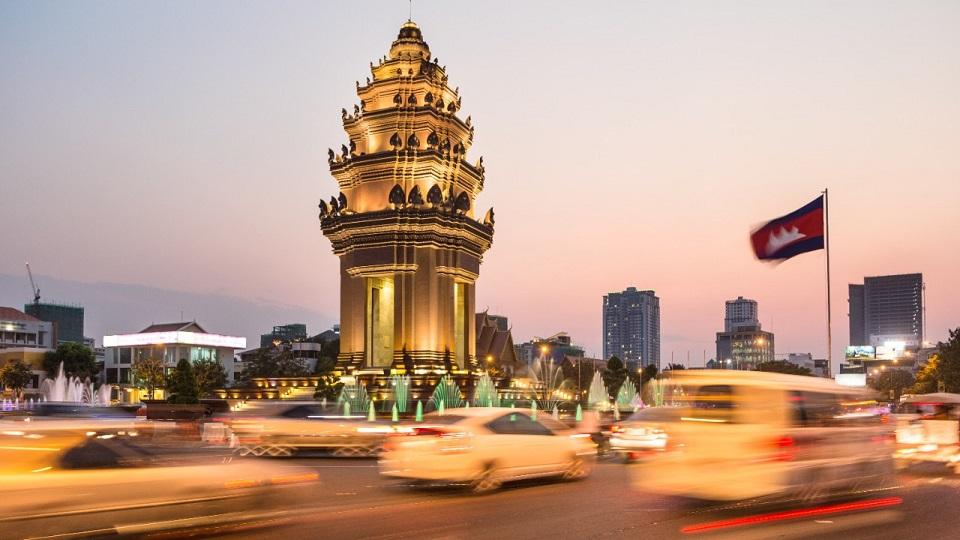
[25,262,40,304]
[408,0,413,21]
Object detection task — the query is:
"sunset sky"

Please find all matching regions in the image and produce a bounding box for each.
[2,1,958,367]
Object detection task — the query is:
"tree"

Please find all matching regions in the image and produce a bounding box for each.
[640,364,659,385]
[0,360,33,399]
[602,356,628,399]
[43,342,97,380]
[909,329,960,394]
[911,354,940,394]
[665,363,686,371]
[239,349,308,385]
[755,360,812,376]
[313,358,343,400]
[872,368,915,402]
[194,358,227,398]
[321,339,340,364]
[131,356,165,399]
[166,358,199,404]
[937,328,960,393]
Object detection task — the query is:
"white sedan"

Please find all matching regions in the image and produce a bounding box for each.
[379,407,595,493]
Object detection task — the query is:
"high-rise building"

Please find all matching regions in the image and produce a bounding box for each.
[23,302,84,345]
[715,328,775,370]
[602,288,661,370]
[716,297,773,370]
[318,21,495,384]
[725,296,759,332]
[848,284,867,346]
[848,273,923,347]
[260,323,308,348]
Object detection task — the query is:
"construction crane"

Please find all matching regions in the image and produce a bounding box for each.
[25,262,40,304]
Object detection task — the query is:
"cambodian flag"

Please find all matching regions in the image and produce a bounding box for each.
[751,195,825,261]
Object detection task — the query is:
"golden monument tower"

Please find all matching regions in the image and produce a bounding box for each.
[319,21,495,385]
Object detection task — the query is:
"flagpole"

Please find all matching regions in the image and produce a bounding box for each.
[823,188,832,377]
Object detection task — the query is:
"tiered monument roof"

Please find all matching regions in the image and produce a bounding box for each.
[320,21,489,221]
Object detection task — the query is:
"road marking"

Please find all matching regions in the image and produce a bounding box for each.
[681,497,903,534]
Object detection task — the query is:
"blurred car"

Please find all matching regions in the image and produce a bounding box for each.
[221,402,399,457]
[635,370,894,502]
[0,412,147,474]
[610,407,682,463]
[379,407,595,494]
[893,392,960,471]
[0,413,320,536]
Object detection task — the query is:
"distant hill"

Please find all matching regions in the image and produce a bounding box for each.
[0,273,335,349]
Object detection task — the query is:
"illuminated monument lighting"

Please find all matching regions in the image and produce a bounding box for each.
[319,21,495,382]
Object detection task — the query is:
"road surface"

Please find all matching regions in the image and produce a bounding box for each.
[9,458,960,539]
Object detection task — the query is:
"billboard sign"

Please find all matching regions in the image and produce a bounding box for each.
[845,346,875,360]
[876,341,907,360]
[836,373,867,387]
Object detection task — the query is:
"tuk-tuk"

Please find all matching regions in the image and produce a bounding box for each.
[894,393,960,471]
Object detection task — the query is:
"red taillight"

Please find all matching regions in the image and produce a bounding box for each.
[773,435,795,461]
[411,427,447,437]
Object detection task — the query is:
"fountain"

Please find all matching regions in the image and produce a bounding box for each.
[337,378,370,413]
[38,362,111,405]
[431,375,463,411]
[472,372,500,407]
[615,380,642,412]
[649,376,685,407]
[528,357,575,411]
[587,371,610,410]
[389,374,411,413]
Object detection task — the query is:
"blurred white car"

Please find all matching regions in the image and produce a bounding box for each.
[635,370,894,502]
[379,407,595,493]
[0,418,319,536]
[610,407,682,462]
[221,402,398,457]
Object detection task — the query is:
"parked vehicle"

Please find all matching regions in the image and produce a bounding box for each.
[893,392,960,471]
[379,407,595,493]
[634,370,894,502]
